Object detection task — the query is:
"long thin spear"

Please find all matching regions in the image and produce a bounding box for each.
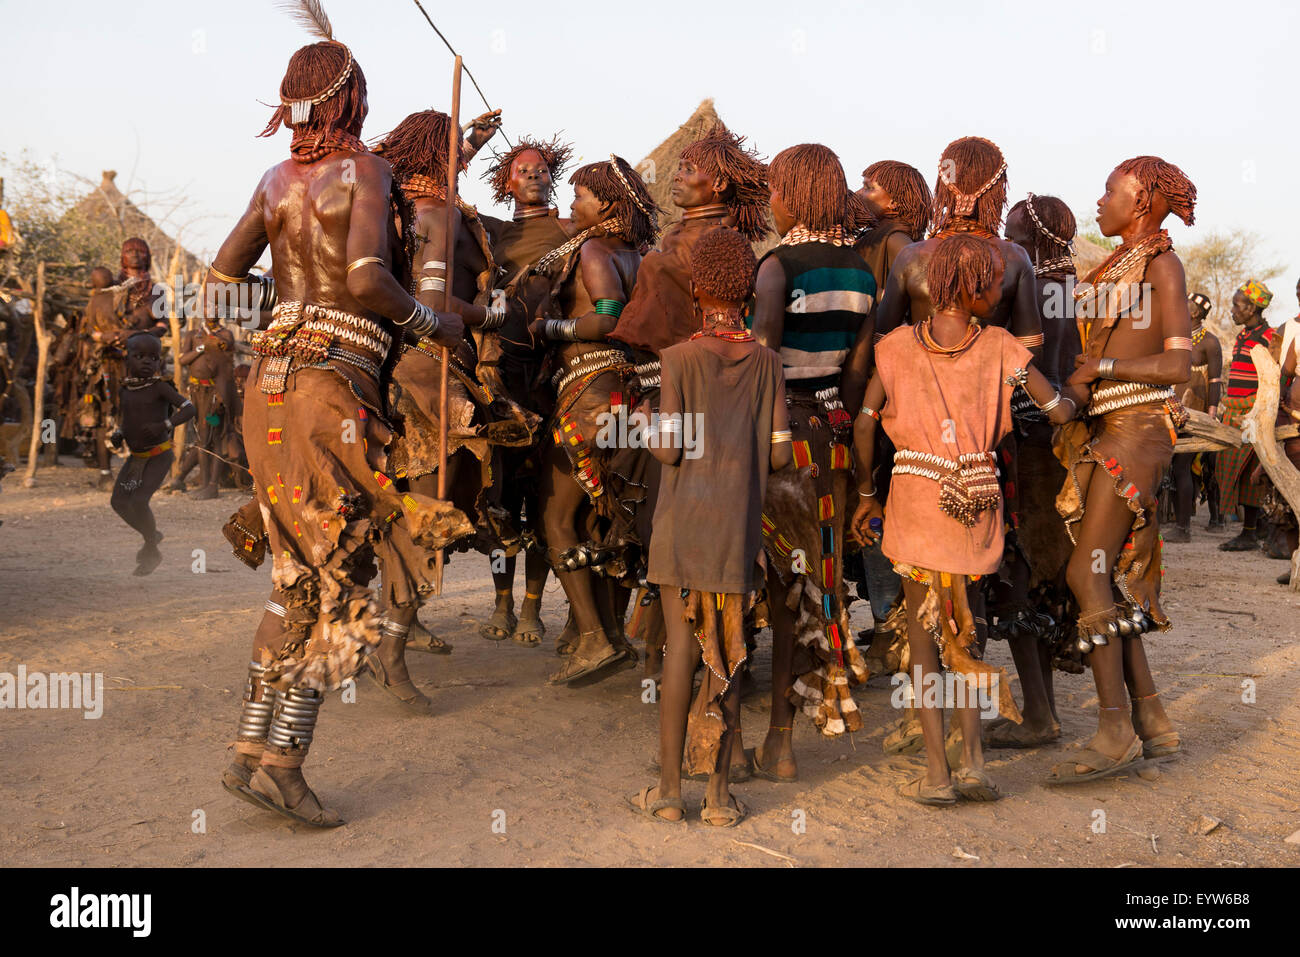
[411,0,511,147]
[433,55,463,596]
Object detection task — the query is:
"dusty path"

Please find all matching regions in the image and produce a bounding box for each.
[2,461,1298,867]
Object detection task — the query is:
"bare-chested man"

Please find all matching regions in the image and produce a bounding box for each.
[477,136,576,648]
[1050,155,1197,785]
[212,22,468,826]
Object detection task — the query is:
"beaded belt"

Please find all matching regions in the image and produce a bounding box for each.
[892,449,998,483]
[130,440,173,459]
[189,376,215,386]
[554,349,629,397]
[634,360,661,390]
[1087,380,1177,417]
[250,301,392,365]
[894,450,1000,526]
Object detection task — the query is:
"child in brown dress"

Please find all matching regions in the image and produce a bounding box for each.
[850,235,1073,805]
[628,227,791,826]
[109,333,196,575]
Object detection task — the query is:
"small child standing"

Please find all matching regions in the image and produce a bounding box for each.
[851,235,1073,805]
[628,227,791,826]
[110,332,195,575]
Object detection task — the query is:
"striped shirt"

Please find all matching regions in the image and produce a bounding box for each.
[754,242,875,389]
[1226,323,1276,399]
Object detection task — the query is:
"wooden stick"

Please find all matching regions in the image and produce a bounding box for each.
[1240,344,1300,592]
[164,246,184,477]
[434,55,463,596]
[22,263,51,488]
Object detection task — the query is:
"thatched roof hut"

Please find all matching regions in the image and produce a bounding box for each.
[64,171,203,278]
[635,99,778,254]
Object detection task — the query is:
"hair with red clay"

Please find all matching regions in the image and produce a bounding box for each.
[1114,155,1197,226]
[690,227,758,304]
[932,136,1008,235]
[119,237,151,270]
[373,109,464,186]
[483,135,574,205]
[570,156,660,249]
[679,125,770,242]
[769,144,871,233]
[259,41,368,142]
[927,234,1001,312]
[1007,194,1076,263]
[864,160,932,241]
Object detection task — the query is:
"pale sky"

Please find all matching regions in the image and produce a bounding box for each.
[4,0,1297,319]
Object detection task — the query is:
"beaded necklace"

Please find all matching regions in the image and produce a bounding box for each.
[780,224,849,247]
[691,310,754,342]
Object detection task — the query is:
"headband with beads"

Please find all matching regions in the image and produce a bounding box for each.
[942,159,1007,217]
[607,154,652,218]
[1024,192,1074,252]
[282,43,354,125]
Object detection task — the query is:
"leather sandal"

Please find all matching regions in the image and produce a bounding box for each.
[364,652,433,715]
[405,618,452,655]
[247,768,344,828]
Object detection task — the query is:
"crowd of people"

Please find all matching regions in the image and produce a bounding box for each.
[19,11,1300,830]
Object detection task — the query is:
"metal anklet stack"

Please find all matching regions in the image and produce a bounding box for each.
[235,661,275,755]
[266,686,323,755]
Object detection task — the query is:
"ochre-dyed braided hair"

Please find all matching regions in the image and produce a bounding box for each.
[932,136,1008,235]
[570,155,660,249]
[679,125,770,242]
[863,160,932,241]
[1008,194,1076,263]
[690,226,758,304]
[483,135,575,206]
[927,234,1001,313]
[769,143,871,233]
[119,237,151,272]
[373,109,463,186]
[1114,155,1197,226]
[259,41,368,142]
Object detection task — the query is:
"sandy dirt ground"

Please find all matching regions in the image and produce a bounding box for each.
[2,459,1298,868]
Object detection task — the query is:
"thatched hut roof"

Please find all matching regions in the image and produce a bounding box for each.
[64,171,203,278]
[1071,234,1111,278]
[635,99,778,254]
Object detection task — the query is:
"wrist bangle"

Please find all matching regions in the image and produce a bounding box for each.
[859,405,881,421]
[254,274,277,314]
[1039,392,1062,413]
[481,298,507,331]
[545,318,580,341]
[594,299,624,318]
[858,486,877,499]
[402,302,440,338]
[1098,357,1116,379]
